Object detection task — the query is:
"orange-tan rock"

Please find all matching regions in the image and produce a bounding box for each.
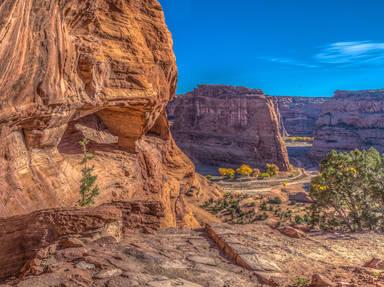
[271,96,328,137]
[312,89,384,158]
[170,85,290,170]
[0,0,219,226]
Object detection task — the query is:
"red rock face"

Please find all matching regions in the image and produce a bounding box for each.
[311,90,384,159]
[171,85,290,170]
[0,0,218,227]
[271,96,328,137]
[170,95,328,137]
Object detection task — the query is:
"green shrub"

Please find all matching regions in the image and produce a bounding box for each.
[292,276,310,287]
[266,163,280,176]
[79,138,99,207]
[268,197,282,205]
[260,202,268,211]
[247,201,257,207]
[295,215,304,224]
[309,148,384,232]
[259,172,271,179]
[255,212,269,221]
[286,136,314,143]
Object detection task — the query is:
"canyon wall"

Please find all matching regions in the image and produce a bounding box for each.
[311,90,384,159]
[0,0,219,227]
[271,96,328,137]
[171,85,290,170]
[170,94,329,137]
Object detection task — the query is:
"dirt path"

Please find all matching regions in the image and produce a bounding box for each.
[215,167,315,195]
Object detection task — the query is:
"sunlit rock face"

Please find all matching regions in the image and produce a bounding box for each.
[0,0,218,227]
[170,85,290,170]
[311,90,384,159]
[271,96,328,137]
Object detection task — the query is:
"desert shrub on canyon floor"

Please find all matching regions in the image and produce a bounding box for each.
[285,136,313,143]
[292,276,310,287]
[259,172,271,179]
[236,164,253,177]
[218,164,282,180]
[266,163,280,176]
[309,148,384,232]
[218,168,236,178]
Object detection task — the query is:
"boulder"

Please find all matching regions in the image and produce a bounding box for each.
[277,226,307,239]
[288,191,314,204]
[59,238,85,249]
[364,258,384,270]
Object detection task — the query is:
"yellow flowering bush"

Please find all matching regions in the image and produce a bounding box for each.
[236,164,253,177]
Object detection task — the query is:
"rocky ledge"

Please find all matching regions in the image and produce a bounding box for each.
[3,219,384,286]
[170,85,290,170]
[312,89,384,159]
[0,201,163,281]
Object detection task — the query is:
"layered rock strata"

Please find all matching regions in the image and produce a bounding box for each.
[271,96,328,136]
[170,85,290,170]
[169,94,328,137]
[0,201,163,280]
[311,90,384,158]
[3,227,260,286]
[0,0,219,226]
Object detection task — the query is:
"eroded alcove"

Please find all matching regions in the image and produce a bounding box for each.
[56,108,173,204]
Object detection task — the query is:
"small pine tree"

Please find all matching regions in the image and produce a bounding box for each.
[79,138,99,207]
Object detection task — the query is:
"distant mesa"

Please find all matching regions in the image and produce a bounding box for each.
[271,96,328,137]
[169,85,290,170]
[169,85,384,166]
[169,86,329,138]
[311,89,384,158]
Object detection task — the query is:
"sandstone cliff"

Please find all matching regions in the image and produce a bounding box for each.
[170,94,328,137]
[0,0,219,227]
[271,96,328,137]
[312,90,384,158]
[171,85,290,170]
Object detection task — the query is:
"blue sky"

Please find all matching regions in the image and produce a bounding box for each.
[159,0,384,96]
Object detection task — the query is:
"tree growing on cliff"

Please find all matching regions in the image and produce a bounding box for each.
[79,138,99,207]
[309,148,384,232]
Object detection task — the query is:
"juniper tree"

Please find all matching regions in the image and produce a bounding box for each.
[79,138,99,207]
[309,148,384,231]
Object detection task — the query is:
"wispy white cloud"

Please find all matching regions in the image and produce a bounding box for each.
[259,41,384,69]
[258,56,318,68]
[315,41,384,66]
